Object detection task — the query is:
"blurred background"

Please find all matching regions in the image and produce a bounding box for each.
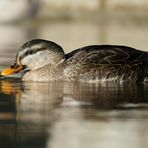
[0,0,148,67]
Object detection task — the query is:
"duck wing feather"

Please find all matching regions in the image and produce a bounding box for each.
[64,45,148,82]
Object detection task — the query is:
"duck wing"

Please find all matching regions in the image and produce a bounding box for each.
[64,45,148,82]
[65,45,148,65]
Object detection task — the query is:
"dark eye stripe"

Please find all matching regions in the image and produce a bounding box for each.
[19,47,47,60]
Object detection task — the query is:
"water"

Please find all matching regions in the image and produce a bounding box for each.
[0,79,148,148]
[0,19,148,148]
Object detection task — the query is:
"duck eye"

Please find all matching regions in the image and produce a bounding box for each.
[27,50,34,55]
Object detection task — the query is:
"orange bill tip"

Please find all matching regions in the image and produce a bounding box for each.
[1,65,24,76]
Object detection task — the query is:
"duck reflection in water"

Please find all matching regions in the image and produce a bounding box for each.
[0,79,63,148]
[0,80,148,148]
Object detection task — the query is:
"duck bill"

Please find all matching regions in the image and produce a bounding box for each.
[1,65,25,76]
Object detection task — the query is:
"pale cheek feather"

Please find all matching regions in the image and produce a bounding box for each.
[21,51,52,70]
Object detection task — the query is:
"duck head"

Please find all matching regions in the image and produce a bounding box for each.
[1,39,65,76]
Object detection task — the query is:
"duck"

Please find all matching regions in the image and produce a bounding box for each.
[1,39,148,82]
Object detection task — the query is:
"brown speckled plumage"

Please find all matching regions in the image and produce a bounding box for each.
[64,45,148,82]
[2,39,148,82]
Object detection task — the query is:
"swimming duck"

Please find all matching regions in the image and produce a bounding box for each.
[1,39,148,82]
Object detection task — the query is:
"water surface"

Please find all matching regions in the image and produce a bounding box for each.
[0,79,148,148]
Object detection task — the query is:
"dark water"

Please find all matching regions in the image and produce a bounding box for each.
[0,78,148,148]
